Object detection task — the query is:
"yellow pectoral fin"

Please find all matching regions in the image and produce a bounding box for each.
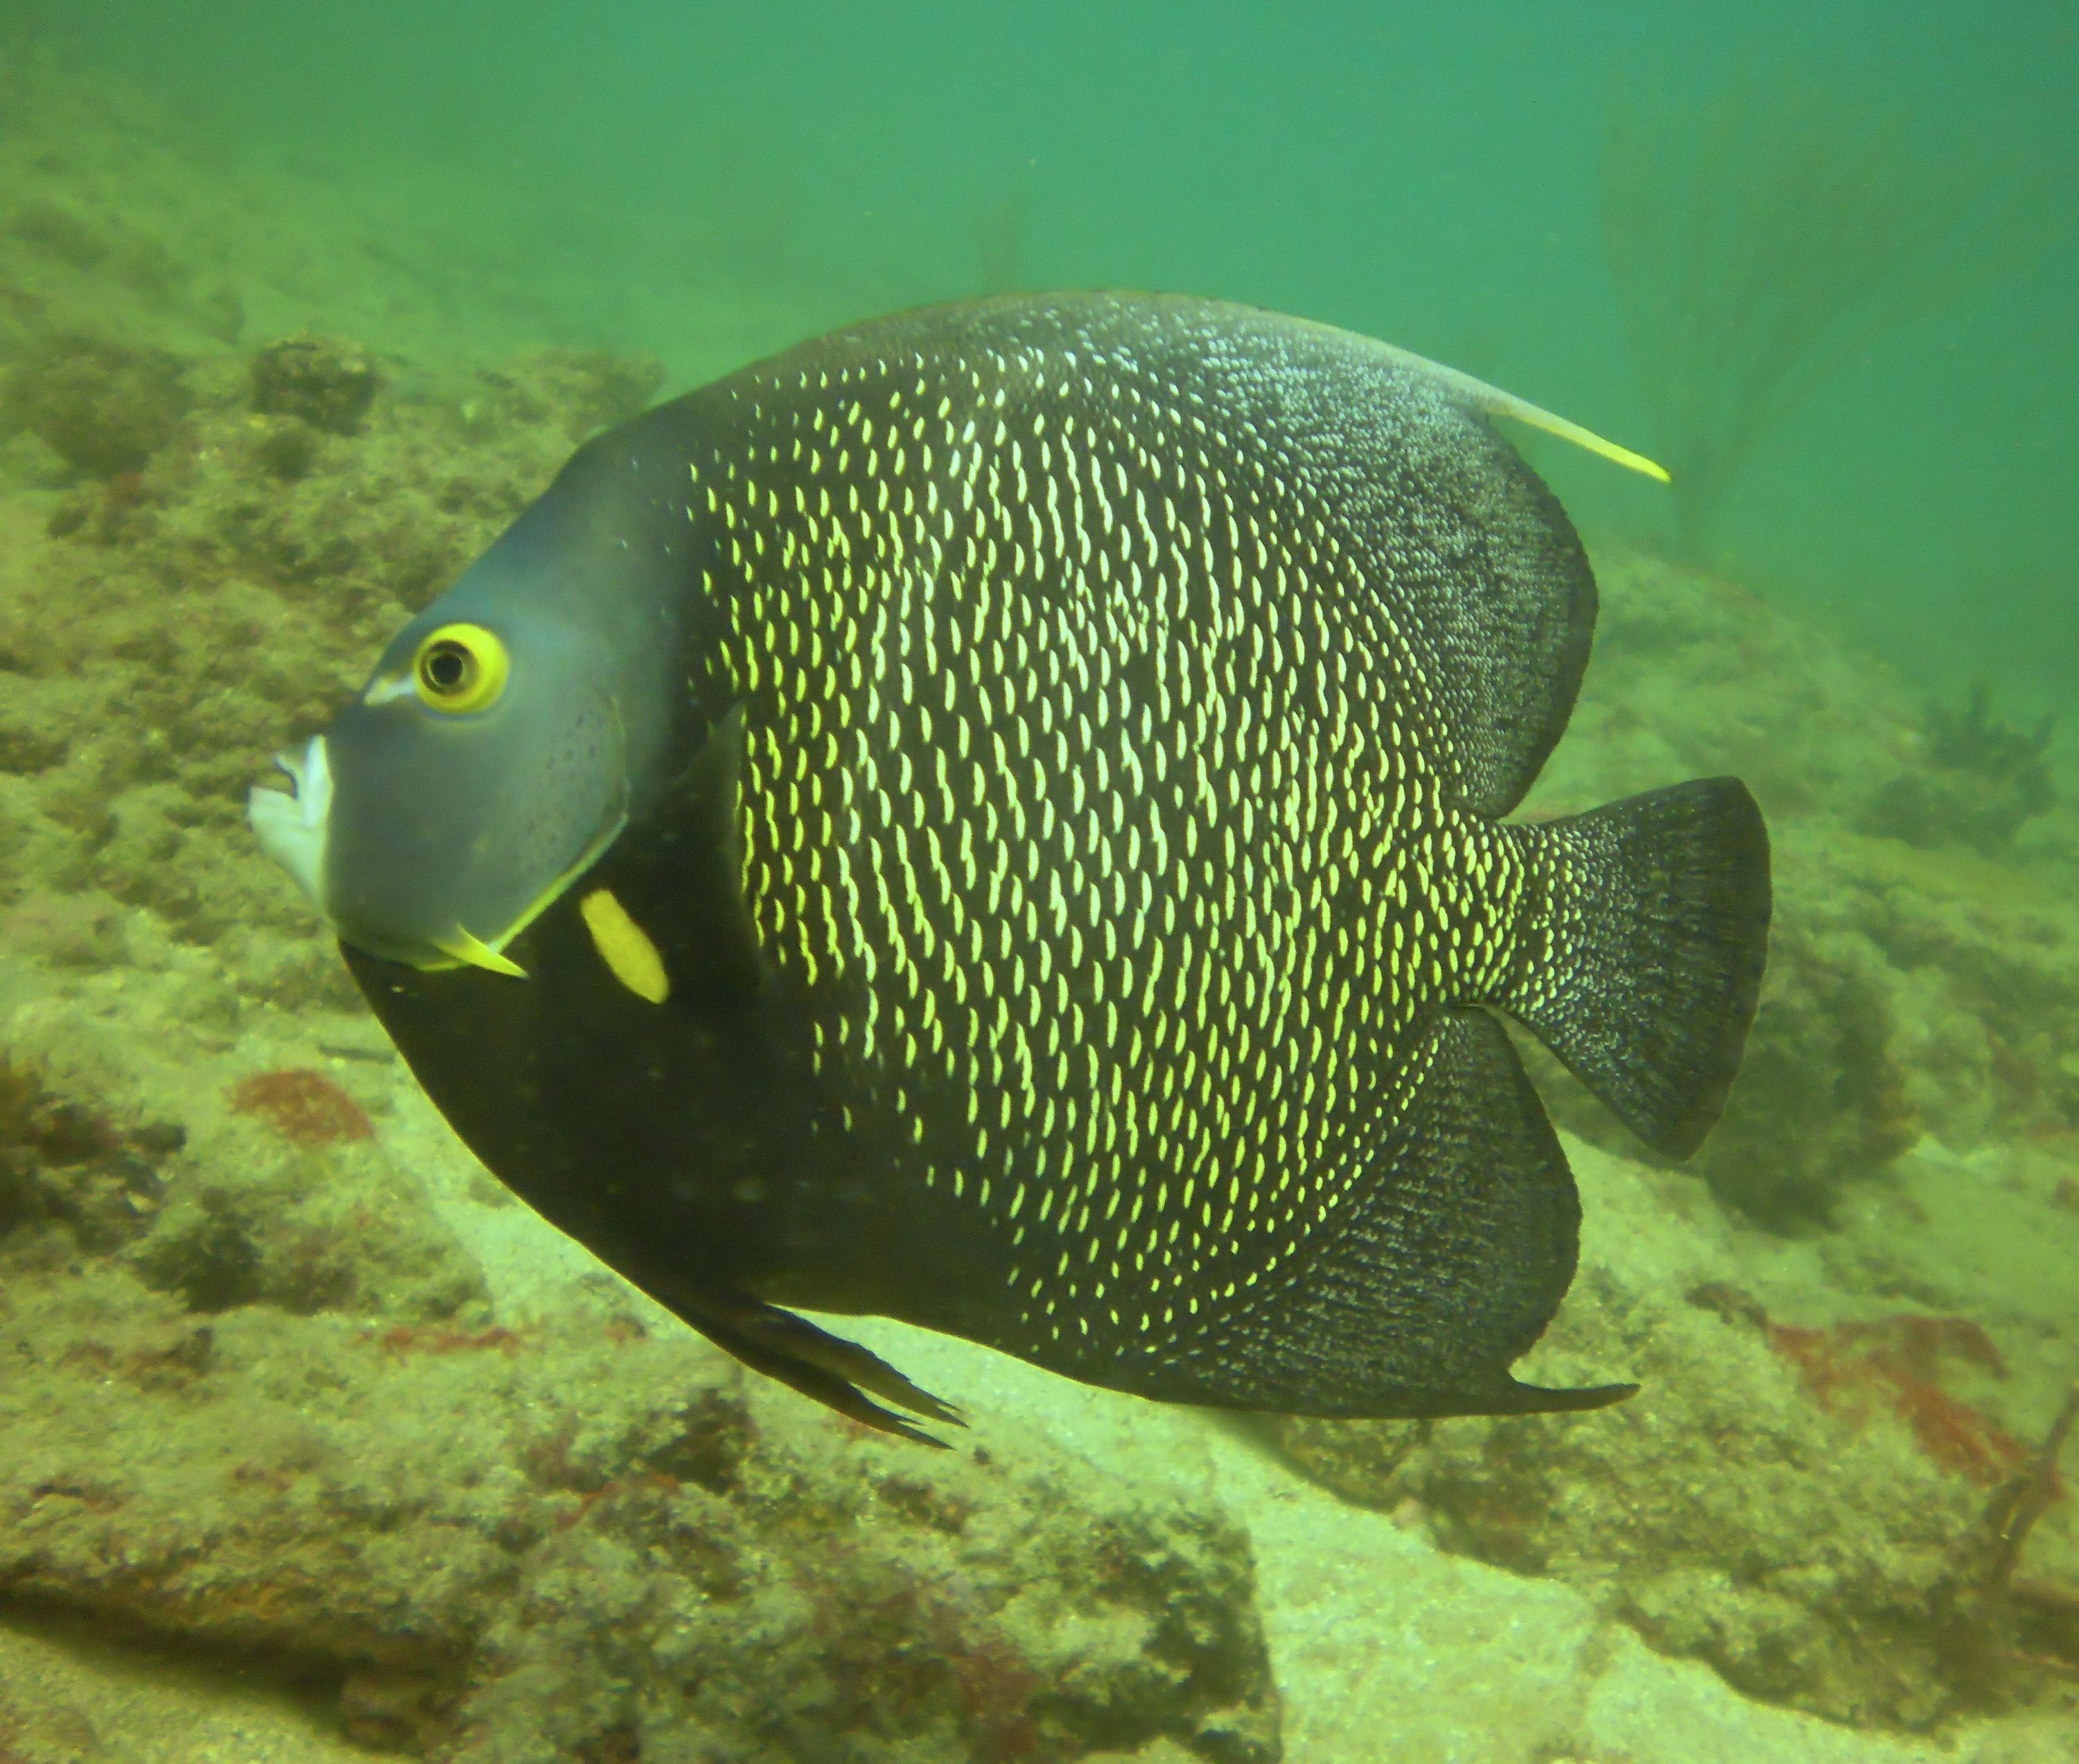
[579,888,671,1004]
[434,928,528,978]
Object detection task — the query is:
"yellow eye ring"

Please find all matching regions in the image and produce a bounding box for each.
[411,623,509,715]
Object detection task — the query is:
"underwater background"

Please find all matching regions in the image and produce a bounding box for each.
[0,1,2073,1759]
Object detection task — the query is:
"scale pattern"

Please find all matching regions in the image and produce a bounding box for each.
[688,312,1539,1380]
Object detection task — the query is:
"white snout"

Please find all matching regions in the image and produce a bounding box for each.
[247,735,333,916]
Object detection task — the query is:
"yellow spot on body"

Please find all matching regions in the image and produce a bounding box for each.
[579,889,671,1004]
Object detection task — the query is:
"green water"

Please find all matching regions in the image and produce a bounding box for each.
[40,0,2079,706]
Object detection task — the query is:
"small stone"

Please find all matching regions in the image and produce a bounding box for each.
[250,334,380,435]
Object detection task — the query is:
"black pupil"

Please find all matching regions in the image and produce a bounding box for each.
[424,643,471,692]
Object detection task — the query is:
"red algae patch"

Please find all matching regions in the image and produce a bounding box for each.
[1768,1312,2040,1487]
[368,1324,525,1359]
[229,1068,373,1149]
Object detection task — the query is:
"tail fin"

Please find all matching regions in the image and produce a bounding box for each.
[1505,779,1771,1159]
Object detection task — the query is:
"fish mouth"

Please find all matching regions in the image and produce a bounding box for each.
[247,741,523,975]
[247,735,333,917]
[246,733,628,981]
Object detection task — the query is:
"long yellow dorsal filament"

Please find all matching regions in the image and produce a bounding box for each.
[1365,336,1673,482]
[1491,399,1672,482]
[579,889,671,1004]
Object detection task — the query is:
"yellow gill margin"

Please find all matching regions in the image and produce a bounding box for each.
[425,807,631,979]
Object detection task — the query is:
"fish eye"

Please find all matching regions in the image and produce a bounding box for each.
[412,623,509,715]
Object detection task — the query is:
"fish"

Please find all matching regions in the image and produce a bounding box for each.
[249,294,1770,1443]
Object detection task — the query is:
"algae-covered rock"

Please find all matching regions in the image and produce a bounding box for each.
[0,995,486,1328]
[6,200,114,274]
[0,1084,1277,1763]
[462,347,664,442]
[1690,904,1914,1230]
[250,334,381,435]
[0,949,1276,1763]
[0,1276,1277,1762]
[0,1050,178,1257]
[1865,685,2057,855]
[3,333,191,477]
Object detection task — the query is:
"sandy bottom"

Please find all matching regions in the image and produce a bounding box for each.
[0,1610,365,1764]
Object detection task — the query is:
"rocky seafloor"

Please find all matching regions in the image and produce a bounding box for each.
[1,55,2077,1764]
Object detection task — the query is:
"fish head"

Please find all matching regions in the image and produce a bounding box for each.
[249,569,640,979]
[249,419,696,975]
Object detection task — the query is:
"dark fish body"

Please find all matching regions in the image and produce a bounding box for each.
[316,295,1769,1435]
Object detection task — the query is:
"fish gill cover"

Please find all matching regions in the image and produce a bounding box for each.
[0,7,2074,1763]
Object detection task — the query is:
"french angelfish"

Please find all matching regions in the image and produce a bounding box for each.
[250,295,1771,1442]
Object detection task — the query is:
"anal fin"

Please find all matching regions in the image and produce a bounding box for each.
[1173,1008,1632,1419]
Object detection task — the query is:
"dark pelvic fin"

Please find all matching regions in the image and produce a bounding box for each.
[1172,1009,1631,1419]
[1505,778,1771,1160]
[676,1289,964,1448]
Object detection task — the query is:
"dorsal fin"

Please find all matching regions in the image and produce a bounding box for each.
[1373,344,1670,482]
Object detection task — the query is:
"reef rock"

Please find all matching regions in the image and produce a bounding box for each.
[0,998,1277,1764]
